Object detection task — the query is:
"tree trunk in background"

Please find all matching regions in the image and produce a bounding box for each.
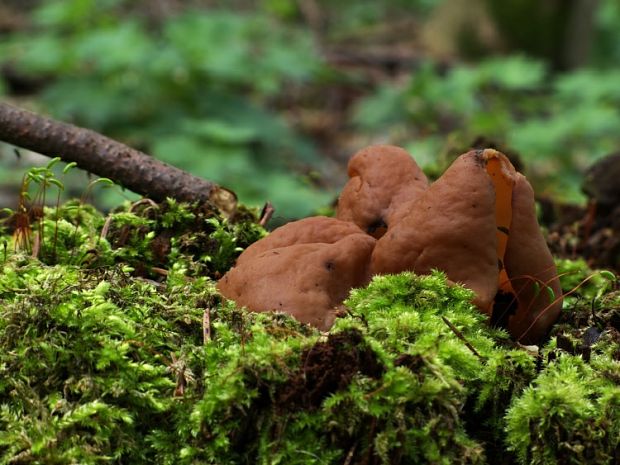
[425,0,600,70]
[485,0,598,70]
[564,0,598,69]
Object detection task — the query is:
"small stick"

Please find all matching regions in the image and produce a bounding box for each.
[441,316,483,359]
[150,267,169,277]
[0,102,237,214]
[203,307,211,344]
[31,231,40,258]
[259,201,275,227]
[174,371,186,397]
[99,215,113,241]
[170,353,186,397]
[343,443,357,465]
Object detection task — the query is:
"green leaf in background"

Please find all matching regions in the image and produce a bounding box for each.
[554,68,620,103]
[0,1,327,218]
[476,55,546,90]
[74,22,153,74]
[354,55,620,203]
[2,0,620,215]
[182,119,258,145]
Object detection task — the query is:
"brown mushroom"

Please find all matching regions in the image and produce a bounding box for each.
[236,216,366,266]
[502,173,562,343]
[336,145,429,238]
[218,146,562,342]
[217,217,375,330]
[370,150,499,310]
[371,148,562,341]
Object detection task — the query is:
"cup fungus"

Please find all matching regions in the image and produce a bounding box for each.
[371,148,562,343]
[336,145,429,238]
[217,217,375,330]
[217,146,562,343]
[370,150,501,311]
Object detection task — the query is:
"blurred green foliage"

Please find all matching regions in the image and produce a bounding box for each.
[594,0,620,66]
[355,55,620,202]
[1,0,620,212]
[0,0,332,217]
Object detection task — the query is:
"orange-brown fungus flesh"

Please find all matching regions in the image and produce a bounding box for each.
[482,149,517,296]
[217,217,375,330]
[217,145,563,343]
[502,174,562,343]
[235,216,365,267]
[370,151,500,312]
[336,145,429,238]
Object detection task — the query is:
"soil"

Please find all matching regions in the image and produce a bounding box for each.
[544,199,620,274]
[276,328,385,411]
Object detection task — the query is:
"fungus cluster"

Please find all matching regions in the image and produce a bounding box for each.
[218,145,562,343]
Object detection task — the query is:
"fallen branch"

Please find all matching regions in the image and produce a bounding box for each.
[0,102,236,215]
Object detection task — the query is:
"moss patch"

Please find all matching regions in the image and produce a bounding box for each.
[0,196,618,464]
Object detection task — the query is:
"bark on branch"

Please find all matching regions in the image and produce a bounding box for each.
[0,102,237,214]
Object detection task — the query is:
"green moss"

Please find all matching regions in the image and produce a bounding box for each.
[0,263,530,464]
[502,258,620,465]
[2,196,265,276]
[505,354,620,465]
[0,194,619,464]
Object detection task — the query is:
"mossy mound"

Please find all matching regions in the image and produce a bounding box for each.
[0,197,619,464]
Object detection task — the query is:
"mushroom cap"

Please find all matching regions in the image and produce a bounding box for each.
[218,217,376,330]
[337,145,429,238]
[503,173,563,343]
[370,150,500,311]
[236,216,365,266]
[218,145,562,343]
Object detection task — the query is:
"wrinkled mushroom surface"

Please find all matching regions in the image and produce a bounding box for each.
[236,216,365,266]
[218,145,562,343]
[217,217,375,330]
[370,150,500,310]
[502,173,562,343]
[336,145,429,238]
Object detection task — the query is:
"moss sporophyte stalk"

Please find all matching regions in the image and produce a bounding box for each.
[0,155,619,464]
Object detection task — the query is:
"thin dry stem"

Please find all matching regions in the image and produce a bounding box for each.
[203,307,212,344]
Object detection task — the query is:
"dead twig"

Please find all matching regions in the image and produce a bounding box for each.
[150,267,169,277]
[99,215,113,242]
[31,230,40,258]
[343,442,357,465]
[259,201,275,227]
[0,102,237,215]
[203,307,212,344]
[170,353,186,397]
